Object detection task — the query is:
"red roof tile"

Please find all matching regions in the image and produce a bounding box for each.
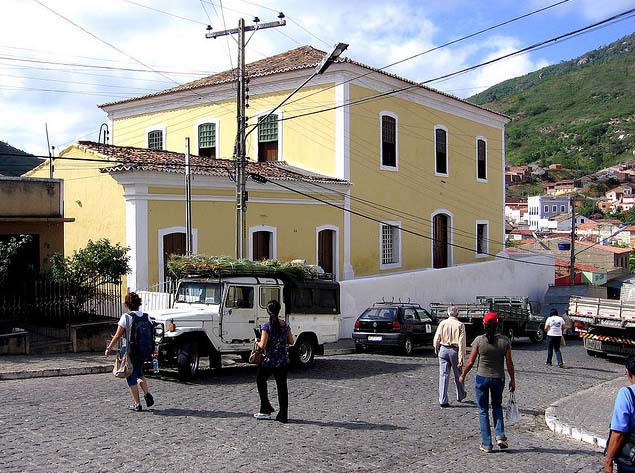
[98,45,507,119]
[72,141,349,185]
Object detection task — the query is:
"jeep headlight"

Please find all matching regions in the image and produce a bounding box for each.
[154,323,164,342]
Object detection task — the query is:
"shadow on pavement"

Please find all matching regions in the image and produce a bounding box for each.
[289,418,407,431]
[505,446,600,456]
[151,408,246,418]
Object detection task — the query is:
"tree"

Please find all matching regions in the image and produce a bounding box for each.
[0,235,32,286]
[49,239,130,311]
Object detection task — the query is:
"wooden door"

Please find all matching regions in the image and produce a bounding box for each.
[253,231,271,261]
[318,229,334,275]
[163,232,186,279]
[433,214,448,269]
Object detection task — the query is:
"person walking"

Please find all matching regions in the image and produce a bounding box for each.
[605,355,635,473]
[433,305,467,407]
[459,311,515,453]
[105,292,155,412]
[545,308,567,368]
[254,300,294,423]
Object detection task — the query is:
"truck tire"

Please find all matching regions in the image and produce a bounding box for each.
[177,340,200,381]
[291,336,316,369]
[529,327,545,343]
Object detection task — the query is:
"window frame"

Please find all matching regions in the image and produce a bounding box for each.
[476,136,487,181]
[379,111,398,171]
[434,125,449,176]
[379,220,402,270]
[476,220,489,258]
[195,118,220,158]
[146,125,166,150]
[253,110,283,162]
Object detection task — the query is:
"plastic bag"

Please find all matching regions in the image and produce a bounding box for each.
[505,391,521,425]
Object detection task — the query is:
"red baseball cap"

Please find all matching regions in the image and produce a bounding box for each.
[483,311,498,325]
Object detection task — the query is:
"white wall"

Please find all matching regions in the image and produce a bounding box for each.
[339,252,554,337]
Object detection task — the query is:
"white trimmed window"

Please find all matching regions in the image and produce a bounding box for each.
[380,221,401,269]
[257,113,279,162]
[197,120,218,158]
[380,112,397,169]
[476,221,489,256]
[476,137,487,181]
[434,126,448,175]
[147,126,166,150]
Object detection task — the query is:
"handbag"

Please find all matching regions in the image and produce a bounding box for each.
[605,387,635,467]
[248,341,263,365]
[505,391,521,425]
[113,332,133,378]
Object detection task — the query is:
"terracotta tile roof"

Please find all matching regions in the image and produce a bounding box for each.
[73,141,349,185]
[575,240,632,254]
[554,258,599,277]
[98,45,507,119]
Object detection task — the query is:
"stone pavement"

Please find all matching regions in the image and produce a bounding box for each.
[0,338,357,380]
[0,338,629,453]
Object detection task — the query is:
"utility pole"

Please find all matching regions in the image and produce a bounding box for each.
[45,123,53,179]
[185,137,193,256]
[570,194,576,286]
[206,15,286,259]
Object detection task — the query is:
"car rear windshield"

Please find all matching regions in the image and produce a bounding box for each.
[360,307,397,321]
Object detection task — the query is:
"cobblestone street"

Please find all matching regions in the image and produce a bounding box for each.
[0,339,624,472]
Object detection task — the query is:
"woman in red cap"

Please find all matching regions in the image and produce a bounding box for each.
[459,311,516,453]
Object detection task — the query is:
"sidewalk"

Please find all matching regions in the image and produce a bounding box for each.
[0,338,356,380]
[546,376,623,449]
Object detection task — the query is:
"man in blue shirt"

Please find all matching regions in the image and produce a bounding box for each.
[605,356,635,472]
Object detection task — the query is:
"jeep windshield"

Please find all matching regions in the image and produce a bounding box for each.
[176,283,221,305]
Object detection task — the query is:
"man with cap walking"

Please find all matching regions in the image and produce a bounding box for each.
[433,305,467,407]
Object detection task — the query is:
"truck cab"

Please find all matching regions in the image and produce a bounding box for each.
[149,274,339,380]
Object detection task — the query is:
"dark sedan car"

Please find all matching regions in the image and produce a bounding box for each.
[352,302,437,355]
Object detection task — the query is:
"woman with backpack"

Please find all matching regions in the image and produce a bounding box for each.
[253,299,294,423]
[105,292,155,412]
[459,311,516,453]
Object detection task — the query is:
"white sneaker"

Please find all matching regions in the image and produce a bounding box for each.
[254,413,271,420]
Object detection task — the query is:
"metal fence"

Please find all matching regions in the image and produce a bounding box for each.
[0,276,123,345]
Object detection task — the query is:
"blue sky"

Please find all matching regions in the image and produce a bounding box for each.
[1,0,633,156]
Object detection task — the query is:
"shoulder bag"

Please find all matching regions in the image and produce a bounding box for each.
[606,386,635,467]
[248,341,263,365]
[113,328,133,378]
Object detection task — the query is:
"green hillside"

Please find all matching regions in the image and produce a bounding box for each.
[469,33,635,174]
[0,141,44,176]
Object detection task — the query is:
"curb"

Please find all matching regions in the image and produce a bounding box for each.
[323,348,355,356]
[544,377,619,449]
[0,365,112,381]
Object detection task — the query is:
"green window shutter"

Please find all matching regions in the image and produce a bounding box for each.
[258,114,278,143]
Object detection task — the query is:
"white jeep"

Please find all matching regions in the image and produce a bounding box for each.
[149,274,340,380]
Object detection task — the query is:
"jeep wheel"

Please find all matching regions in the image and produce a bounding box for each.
[292,337,316,368]
[402,335,414,356]
[177,340,200,381]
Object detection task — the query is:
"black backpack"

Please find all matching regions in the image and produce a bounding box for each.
[129,312,154,359]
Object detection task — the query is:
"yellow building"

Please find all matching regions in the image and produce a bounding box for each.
[29,45,509,290]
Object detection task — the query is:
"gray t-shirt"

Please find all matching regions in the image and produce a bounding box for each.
[472,334,511,379]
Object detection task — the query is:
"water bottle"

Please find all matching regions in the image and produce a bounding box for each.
[152,355,159,374]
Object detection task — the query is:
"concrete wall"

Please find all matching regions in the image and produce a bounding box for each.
[339,252,554,337]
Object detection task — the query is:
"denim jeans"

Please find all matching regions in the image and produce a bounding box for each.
[475,375,506,448]
[546,335,563,365]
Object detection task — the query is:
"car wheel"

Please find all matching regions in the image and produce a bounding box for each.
[177,340,200,381]
[292,336,316,368]
[402,335,414,356]
[529,327,545,343]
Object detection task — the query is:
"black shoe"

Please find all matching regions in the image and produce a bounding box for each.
[440,403,450,408]
[144,392,154,408]
[128,404,142,412]
[275,413,288,423]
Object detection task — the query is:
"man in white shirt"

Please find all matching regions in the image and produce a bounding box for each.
[544,308,567,368]
[433,305,467,407]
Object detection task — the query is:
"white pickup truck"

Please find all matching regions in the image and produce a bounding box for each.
[568,295,635,358]
[149,274,340,380]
